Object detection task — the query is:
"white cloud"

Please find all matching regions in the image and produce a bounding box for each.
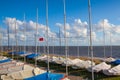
[1,17,57,45]
[56,19,88,39]
[1,17,120,45]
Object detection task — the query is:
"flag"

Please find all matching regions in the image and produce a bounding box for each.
[39,37,44,41]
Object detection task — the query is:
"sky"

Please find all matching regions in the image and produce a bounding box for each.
[0,0,120,46]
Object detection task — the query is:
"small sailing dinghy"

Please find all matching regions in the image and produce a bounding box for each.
[103,64,120,76]
[87,62,111,72]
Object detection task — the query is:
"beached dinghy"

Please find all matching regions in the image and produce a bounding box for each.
[36,55,47,60]
[62,58,83,67]
[20,52,33,57]
[26,53,39,59]
[49,56,59,63]
[0,58,11,63]
[72,59,85,69]
[111,59,120,65]
[1,67,46,80]
[0,60,16,66]
[0,61,23,69]
[24,72,70,80]
[0,64,33,75]
[103,65,120,76]
[54,57,65,64]
[104,57,116,63]
[72,60,95,69]
[37,55,50,61]
[0,56,8,60]
[62,58,73,66]
[87,62,111,72]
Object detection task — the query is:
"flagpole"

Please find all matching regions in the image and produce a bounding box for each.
[88,0,94,80]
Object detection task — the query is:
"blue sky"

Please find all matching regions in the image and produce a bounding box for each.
[0,0,120,46]
[1,0,120,25]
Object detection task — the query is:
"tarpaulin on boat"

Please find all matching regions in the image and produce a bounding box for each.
[0,58,11,63]
[24,72,64,80]
[8,51,17,54]
[103,65,120,76]
[111,59,120,65]
[87,62,111,72]
[8,51,26,55]
[26,53,39,59]
[18,51,26,55]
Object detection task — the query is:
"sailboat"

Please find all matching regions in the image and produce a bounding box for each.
[104,27,115,63]
[1,17,47,80]
[87,20,112,73]
[26,9,39,63]
[24,0,69,80]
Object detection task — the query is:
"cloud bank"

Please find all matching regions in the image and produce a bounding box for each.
[1,17,120,46]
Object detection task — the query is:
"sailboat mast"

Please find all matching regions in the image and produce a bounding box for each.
[23,13,26,63]
[52,37,54,55]
[87,25,90,57]
[7,22,10,50]
[88,0,94,80]
[35,8,38,66]
[103,20,106,59]
[46,0,50,72]
[59,27,61,56]
[110,30,112,57]
[63,0,68,76]
[15,19,18,60]
[77,38,79,58]
[0,26,2,56]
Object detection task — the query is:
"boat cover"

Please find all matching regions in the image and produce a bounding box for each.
[26,53,39,59]
[87,62,111,72]
[0,58,11,63]
[111,59,120,65]
[103,65,120,76]
[8,51,17,54]
[24,72,64,80]
[18,51,26,55]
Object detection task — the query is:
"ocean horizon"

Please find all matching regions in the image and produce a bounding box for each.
[1,46,120,58]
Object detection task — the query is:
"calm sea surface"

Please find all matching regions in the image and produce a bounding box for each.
[1,46,120,58]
